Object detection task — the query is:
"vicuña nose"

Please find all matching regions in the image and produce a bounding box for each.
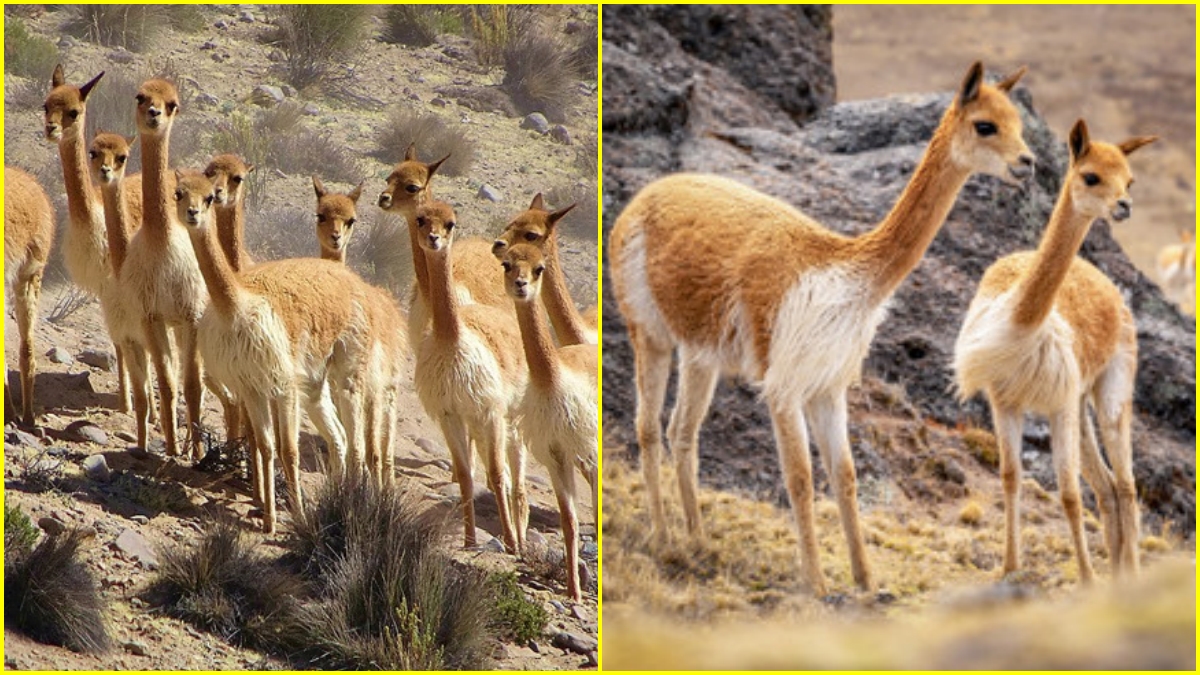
[148,107,161,118]
[378,192,392,207]
[187,207,200,218]
[515,279,528,289]
[428,234,439,247]
[1019,154,1035,168]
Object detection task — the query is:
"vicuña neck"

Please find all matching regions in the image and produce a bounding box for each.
[215,204,248,272]
[99,182,131,276]
[320,246,346,264]
[59,125,99,228]
[540,234,590,345]
[858,127,972,301]
[189,224,242,320]
[140,132,172,239]
[424,247,460,344]
[406,212,432,306]
[1011,191,1094,327]
[515,295,559,389]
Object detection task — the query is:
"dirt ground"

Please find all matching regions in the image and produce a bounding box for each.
[833,4,1196,298]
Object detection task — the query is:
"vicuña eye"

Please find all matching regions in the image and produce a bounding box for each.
[405,184,420,194]
[68,110,79,120]
[174,190,183,201]
[1083,173,1101,187]
[346,218,356,227]
[446,221,455,230]
[501,262,512,272]
[88,150,98,159]
[524,231,539,242]
[166,101,179,113]
[232,176,243,184]
[317,214,326,222]
[417,217,427,228]
[205,196,214,206]
[117,155,127,163]
[974,121,997,136]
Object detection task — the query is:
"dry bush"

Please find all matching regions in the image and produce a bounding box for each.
[4,18,58,80]
[502,31,581,122]
[371,108,475,177]
[544,180,598,241]
[61,5,202,52]
[6,76,48,110]
[356,213,414,299]
[468,4,540,68]
[571,18,598,79]
[268,5,370,90]
[243,205,313,262]
[574,134,598,176]
[5,529,112,653]
[381,5,466,46]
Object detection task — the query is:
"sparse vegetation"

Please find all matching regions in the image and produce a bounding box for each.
[242,205,312,262]
[61,5,203,52]
[371,108,476,177]
[5,529,112,653]
[958,500,984,526]
[962,427,1000,468]
[268,4,370,90]
[5,503,40,556]
[490,571,548,643]
[381,5,466,46]
[357,213,414,298]
[4,17,58,80]
[544,181,598,241]
[502,32,581,122]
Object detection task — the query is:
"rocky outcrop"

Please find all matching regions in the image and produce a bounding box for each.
[601,6,1195,530]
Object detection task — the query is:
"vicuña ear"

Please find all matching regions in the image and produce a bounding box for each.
[529,192,546,211]
[427,154,450,178]
[1068,119,1091,162]
[995,65,1028,93]
[245,163,255,174]
[52,64,66,89]
[126,134,139,147]
[174,169,185,183]
[312,176,327,199]
[349,181,364,203]
[1117,135,1158,156]
[958,61,984,105]
[548,203,577,226]
[79,71,105,101]
[404,143,418,161]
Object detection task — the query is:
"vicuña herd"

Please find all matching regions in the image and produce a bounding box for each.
[4,66,598,602]
[611,61,1163,591]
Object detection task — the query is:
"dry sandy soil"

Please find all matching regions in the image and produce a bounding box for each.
[4,4,598,670]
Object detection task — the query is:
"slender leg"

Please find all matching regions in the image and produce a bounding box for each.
[507,426,529,552]
[989,396,1025,574]
[115,343,132,414]
[242,394,276,533]
[124,343,152,449]
[667,350,719,536]
[363,389,382,484]
[274,387,303,521]
[1096,398,1141,577]
[482,416,519,553]
[806,392,873,591]
[768,397,826,595]
[440,415,476,547]
[630,324,673,537]
[302,381,348,476]
[1078,400,1122,574]
[382,390,398,489]
[178,324,205,461]
[548,458,581,602]
[144,317,179,456]
[333,385,367,478]
[14,269,43,426]
[1050,406,1094,583]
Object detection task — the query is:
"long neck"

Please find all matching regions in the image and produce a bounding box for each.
[188,224,242,319]
[540,234,590,345]
[407,212,431,305]
[99,182,131,275]
[140,132,171,239]
[215,203,247,272]
[515,295,560,389]
[58,124,99,227]
[1011,191,1094,327]
[424,246,460,344]
[857,125,972,300]
[320,245,346,264]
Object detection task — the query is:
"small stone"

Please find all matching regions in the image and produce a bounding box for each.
[430,97,449,108]
[439,483,461,499]
[214,19,229,29]
[580,540,598,561]
[484,536,506,553]
[115,431,137,444]
[302,102,320,116]
[238,10,254,23]
[211,52,227,64]
[251,84,285,107]
[281,85,297,98]
[579,562,595,590]
[520,113,550,134]
[123,641,149,656]
[57,35,78,49]
[68,421,109,445]
[114,528,159,568]
[526,529,547,547]
[267,49,285,63]
[194,92,219,108]
[549,600,567,614]
[106,49,136,64]
[83,454,112,482]
[570,604,589,622]
[6,427,40,447]
[130,515,150,525]
[549,125,572,145]
[147,438,167,455]
[38,516,65,536]
[46,346,71,364]
[550,631,597,655]
[78,349,116,371]
[414,437,444,456]
[477,184,503,203]
[527,639,540,653]
[199,40,218,51]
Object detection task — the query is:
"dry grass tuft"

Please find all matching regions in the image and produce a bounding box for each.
[381,5,466,46]
[958,500,984,526]
[962,427,999,468]
[4,18,58,80]
[502,32,581,122]
[5,529,112,653]
[371,108,476,177]
[267,5,370,90]
[355,213,414,298]
[61,5,202,52]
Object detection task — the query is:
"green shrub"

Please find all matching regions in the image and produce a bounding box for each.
[490,571,547,643]
[269,4,369,90]
[5,529,111,653]
[382,5,466,46]
[371,108,475,177]
[502,32,580,122]
[4,503,40,557]
[4,17,59,80]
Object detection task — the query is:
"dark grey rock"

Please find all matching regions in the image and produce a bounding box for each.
[238,10,254,23]
[46,346,71,364]
[251,85,285,107]
[484,536,506,553]
[521,112,551,134]
[551,631,598,655]
[302,102,320,116]
[194,92,219,108]
[106,48,135,65]
[37,516,65,536]
[83,453,112,482]
[281,84,297,98]
[430,97,449,108]
[550,124,573,145]
[6,427,40,447]
[123,641,149,657]
[199,40,218,51]
[267,48,284,62]
[78,349,116,371]
[67,421,109,445]
[477,184,503,203]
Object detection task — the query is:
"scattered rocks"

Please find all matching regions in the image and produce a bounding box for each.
[281,84,297,98]
[67,420,109,445]
[46,346,71,364]
[213,18,230,29]
[37,516,66,536]
[550,631,598,655]
[526,528,547,547]
[56,35,78,49]
[83,454,112,482]
[123,641,149,657]
[115,431,137,444]
[106,48,136,65]
[549,600,567,614]
[430,97,449,108]
[114,528,159,569]
[250,84,285,107]
[194,92,220,108]
[549,124,573,145]
[199,40,218,51]
[6,427,41,447]
[302,102,320,116]
[131,514,150,525]
[521,112,551,134]
[414,437,444,456]
[78,349,116,371]
[238,10,254,23]
[477,184,503,203]
[580,540,598,561]
[484,536,507,553]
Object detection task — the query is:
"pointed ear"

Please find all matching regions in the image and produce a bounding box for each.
[1068,119,1091,162]
[958,61,984,105]
[349,181,364,203]
[245,163,255,174]
[1117,135,1158,156]
[547,203,577,226]
[529,192,546,211]
[125,134,138,147]
[79,71,105,101]
[995,65,1028,93]
[404,143,418,161]
[52,64,66,88]
[174,169,184,183]
[312,176,327,199]
[427,154,450,178]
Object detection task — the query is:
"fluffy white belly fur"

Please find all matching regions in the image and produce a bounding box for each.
[121,225,208,326]
[519,368,598,473]
[197,295,294,402]
[415,330,518,422]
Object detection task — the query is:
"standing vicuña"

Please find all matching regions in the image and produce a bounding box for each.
[955,120,1156,582]
[4,168,55,426]
[609,62,1033,594]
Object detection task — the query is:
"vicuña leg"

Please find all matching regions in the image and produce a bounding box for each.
[481,417,519,553]
[549,458,581,602]
[301,382,347,476]
[668,350,719,536]
[1050,406,1094,583]
[274,389,303,521]
[178,324,205,460]
[124,344,152,449]
[243,393,276,533]
[144,317,180,456]
[807,392,873,591]
[1078,402,1122,573]
[769,399,826,595]
[507,428,529,552]
[115,344,132,414]
[1096,397,1140,577]
[991,398,1025,574]
[333,385,367,476]
[630,324,673,537]
[14,267,43,426]
[441,415,476,547]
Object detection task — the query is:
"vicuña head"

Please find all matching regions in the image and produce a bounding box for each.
[204,154,254,208]
[172,170,216,230]
[1061,119,1157,223]
[501,243,547,302]
[492,192,577,259]
[944,61,1034,184]
[43,64,102,143]
[377,143,448,217]
[134,79,180,136]
[88,132,135,186]
[414,201,458,253]
[313,176,364,260]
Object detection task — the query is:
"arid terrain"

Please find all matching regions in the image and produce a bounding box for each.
[4,4,598,670]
